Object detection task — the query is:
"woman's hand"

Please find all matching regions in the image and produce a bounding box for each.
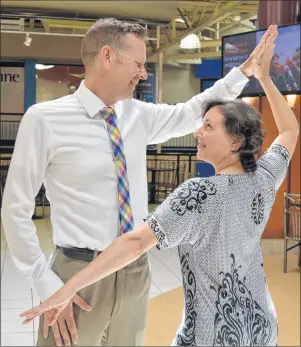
[239,25,277,77]
[252,29,278,80]
[20,284,91,326]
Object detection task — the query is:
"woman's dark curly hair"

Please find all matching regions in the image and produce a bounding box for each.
[202,99,265,172]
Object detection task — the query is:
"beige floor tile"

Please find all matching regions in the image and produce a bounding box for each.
[261,239,273,254]
[1,288,32,300]
[1,332,35,346]
[1,319,34,334]
[272,238,284,254]
[1,298,33,310]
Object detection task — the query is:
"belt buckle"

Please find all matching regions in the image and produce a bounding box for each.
[93,249,99,261]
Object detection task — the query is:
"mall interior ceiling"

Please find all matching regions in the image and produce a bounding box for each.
[1,0,258,63]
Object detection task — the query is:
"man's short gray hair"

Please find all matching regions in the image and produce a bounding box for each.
[81,17,148,68]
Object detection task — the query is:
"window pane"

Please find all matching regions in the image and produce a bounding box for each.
[36,64,84,103]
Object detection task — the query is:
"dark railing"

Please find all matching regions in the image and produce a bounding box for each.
[0,157,10,180]
[0,121,20,154]
[0,121,20,140]
[0,157,11,207]
[147,147,198,185]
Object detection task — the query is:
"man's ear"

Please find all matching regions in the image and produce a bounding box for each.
[100,46,112,69]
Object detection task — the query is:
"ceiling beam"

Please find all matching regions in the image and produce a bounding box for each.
[163,27,172,43]
[175,39,222,49]
[177,8,190,28]
[148,0,244,57]
[206,11,236,27]
[219,13,257,33]
[180,1,258,12]
[239,22,256,31]
[205,26,217,32]
[191,4,201,24]
[159,37,222,50]
[147,50,221,63]
[148,39,156,53]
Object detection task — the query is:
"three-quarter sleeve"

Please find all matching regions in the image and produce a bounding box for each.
[145,177,224,249]
[257,144,290,191]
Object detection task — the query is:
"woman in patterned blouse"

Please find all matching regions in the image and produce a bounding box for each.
[21,25,299,346]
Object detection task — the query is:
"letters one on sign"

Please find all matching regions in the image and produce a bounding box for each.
[1,67,25,114]
[1,73,21,83]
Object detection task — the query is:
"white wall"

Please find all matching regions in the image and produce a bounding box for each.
[162,64,200,104]
[161,64,200,147]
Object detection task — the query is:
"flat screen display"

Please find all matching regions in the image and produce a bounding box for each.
[222,23,301,96]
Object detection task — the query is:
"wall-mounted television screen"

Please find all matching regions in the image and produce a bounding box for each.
[222,23,300,96]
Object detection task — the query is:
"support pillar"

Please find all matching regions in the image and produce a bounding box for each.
[258,0,299,29]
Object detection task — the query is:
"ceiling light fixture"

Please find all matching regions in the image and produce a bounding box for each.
[35,64,54,70]
[23,33,32,47]
[287,94,297,108]
[180,34,201,49]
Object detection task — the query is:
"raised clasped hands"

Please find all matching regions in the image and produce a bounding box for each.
[251,27,278,80]
[240,25,278,78]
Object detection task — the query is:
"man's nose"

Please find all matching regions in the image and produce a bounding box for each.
[139,67,148,80]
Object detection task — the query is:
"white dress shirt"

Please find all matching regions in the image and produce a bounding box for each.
[1,67,248,301]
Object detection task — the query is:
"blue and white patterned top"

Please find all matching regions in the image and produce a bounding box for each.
[146,144,290,346]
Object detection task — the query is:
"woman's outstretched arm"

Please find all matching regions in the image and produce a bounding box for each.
[20,224,158,324]
[255,28,299,157]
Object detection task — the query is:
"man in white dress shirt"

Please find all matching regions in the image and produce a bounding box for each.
[2,17,258,346]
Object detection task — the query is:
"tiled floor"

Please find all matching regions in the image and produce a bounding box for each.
[1,218,300,346]
[1,218,183,346]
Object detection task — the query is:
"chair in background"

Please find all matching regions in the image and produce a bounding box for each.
[177,162,187,185]
[33,185,49,219]
[147,159,158,203]
[283,192,301,272]
[189,171,200,178]
[156,161,177,202]
[0,175,7,208]
[0,158,11,208]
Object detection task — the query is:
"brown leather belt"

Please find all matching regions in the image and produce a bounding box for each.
[56,246,102,262]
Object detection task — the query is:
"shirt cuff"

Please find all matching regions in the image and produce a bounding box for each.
[224,66,249,87]
[33,270,65,302]
[145,214,169,250]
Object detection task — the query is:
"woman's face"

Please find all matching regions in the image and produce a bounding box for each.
[194,106,239,165]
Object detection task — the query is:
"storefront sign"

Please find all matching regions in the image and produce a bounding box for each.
[1,66,25,114]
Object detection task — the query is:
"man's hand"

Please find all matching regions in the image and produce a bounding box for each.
[239,25,278,77]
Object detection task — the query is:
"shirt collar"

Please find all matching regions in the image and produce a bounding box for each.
[75,80,116,118]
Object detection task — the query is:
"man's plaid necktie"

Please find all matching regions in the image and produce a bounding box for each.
[101,106,134,234]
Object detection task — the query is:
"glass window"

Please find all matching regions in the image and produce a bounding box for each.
[36,64,84,103]
[36,63,156,103]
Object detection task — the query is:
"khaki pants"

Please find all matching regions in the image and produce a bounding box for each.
[37,248,151,346]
